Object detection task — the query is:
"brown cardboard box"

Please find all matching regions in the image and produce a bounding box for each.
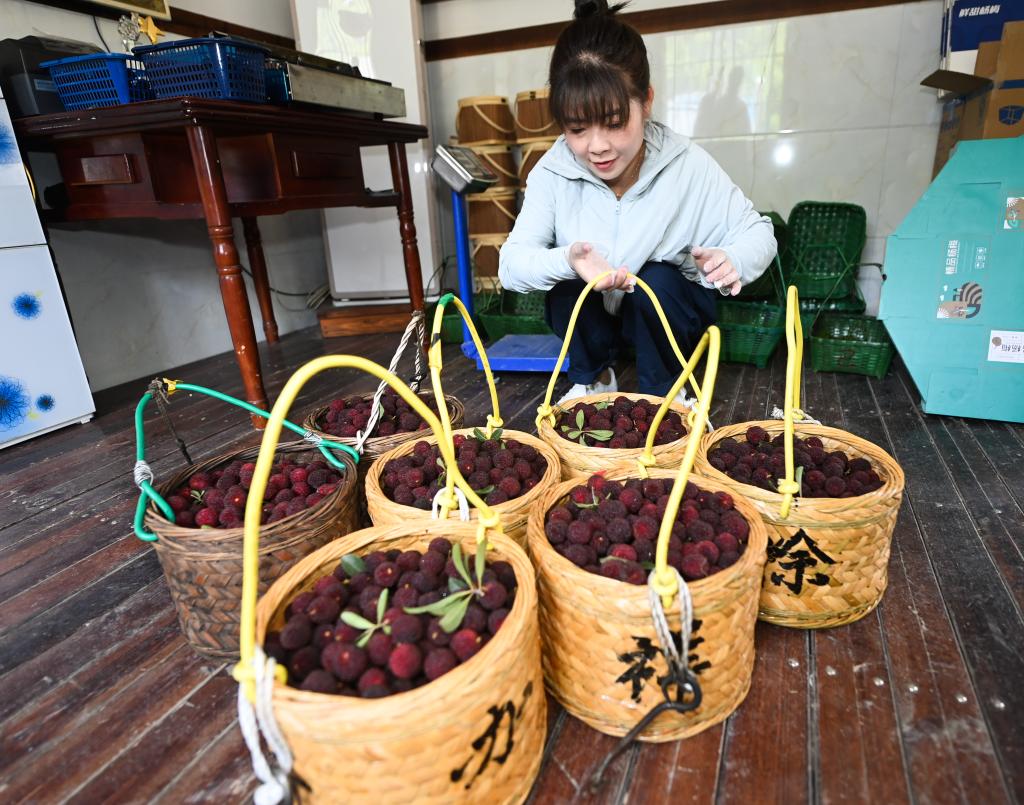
[924,21,1024,174]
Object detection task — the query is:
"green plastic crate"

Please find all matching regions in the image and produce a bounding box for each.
[428,293,498,344]
[809,314,894,379]
[782,201,866,299]
[798,291,866,334]
[716,299,786,368]
[478,290,553,340]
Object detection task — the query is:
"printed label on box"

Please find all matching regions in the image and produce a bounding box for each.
[988,330,1024,363]
[1005,197,1022,230]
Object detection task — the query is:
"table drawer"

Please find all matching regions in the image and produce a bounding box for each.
[272,134,363,196]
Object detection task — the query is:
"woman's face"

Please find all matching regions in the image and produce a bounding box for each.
[562,94,650,182]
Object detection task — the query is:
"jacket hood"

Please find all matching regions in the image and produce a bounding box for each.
[541,120,691,196]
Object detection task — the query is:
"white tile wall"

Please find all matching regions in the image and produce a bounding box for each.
[424,1,946,315]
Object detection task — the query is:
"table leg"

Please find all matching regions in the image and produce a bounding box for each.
[186,125,268,428]
[387,141,425,315]
[242,216,280,343]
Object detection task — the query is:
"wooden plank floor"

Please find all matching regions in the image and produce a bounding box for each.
[1,325,1022,804]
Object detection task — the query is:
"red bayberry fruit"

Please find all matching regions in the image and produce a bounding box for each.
[390,614,423,644]
[424,647,458,681]
[388,643,423,679]
[681,554,710,580]
[280,615,312,650]
[451,629,483,662]
[322,642,368,682]
[195,507,219,527]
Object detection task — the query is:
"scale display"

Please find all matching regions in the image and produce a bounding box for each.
[431,144,498,194]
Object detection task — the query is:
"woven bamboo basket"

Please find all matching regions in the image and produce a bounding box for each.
[468,188,517,238]
[456,95,515,146]
[302,390,465,466]
[694,420,905,628]
[365,428,560,547]
[518,136,557,186]
[513,88,559,141]
[145,441,359,660]
[536,392,695,481]
[525,469,767,740]
[255,520,546,803]
[469,143,519,189]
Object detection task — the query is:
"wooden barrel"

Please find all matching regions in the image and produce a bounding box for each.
[514,88,559,141]
[456,95,515,145]
[470,144,518,189]
[519,137,558,186]
[468,188,517,237]
[472,234,506,279]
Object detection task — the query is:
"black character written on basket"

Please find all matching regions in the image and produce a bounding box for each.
[616,620,709,703]
[450,681,534,789]
[767,529,835,594]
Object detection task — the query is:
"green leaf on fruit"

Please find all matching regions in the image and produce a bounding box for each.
[190,489,205,502]
[491,428,503,441]
[451,543,473,588]
[588,429,614,441]
[595,401,610,410]
[567,430,582,439]
[448,576,468,594]
[340,611,374,630]
[440,595,471,633]
[575,410,585,429]
[376,588,389,622]
[795,465,805,494]
[641,561,656,570]
[599,555,628,565]
[474,544,486,583]
[560,425,572,433]
[404,594,463,617]
[340,554,366,576]
[436,457,446,468]
[473,427,487,441]
[473,485,495,495]
[578,436,587,446]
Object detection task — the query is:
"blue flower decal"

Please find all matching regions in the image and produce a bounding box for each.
[0,375,30,430]
[36,394,55,411]
[13,293,41,320]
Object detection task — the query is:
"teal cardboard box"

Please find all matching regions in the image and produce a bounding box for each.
[879,136,1024,423]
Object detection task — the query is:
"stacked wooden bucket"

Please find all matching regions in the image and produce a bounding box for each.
[454,90,560,290]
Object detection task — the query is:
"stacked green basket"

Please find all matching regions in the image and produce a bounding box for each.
[717,252,787,368]
[478,290,553,340]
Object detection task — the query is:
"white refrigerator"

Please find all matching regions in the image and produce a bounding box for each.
[0,90,94,449]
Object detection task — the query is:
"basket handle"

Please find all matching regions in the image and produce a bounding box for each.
[650,326,721,609]
[471,103,515,135]
[778,286,805,519]
[478,151,518,180]
[634,324,720,477]
[429,293,504,520]
[234,355,504,702]
[535,270,707,429]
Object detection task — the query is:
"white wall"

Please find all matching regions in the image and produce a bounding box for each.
[1,0,324,391]
[423,0,945,315]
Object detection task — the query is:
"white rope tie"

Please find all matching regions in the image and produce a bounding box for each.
[133,460,154,488]
[431,486,471,521]
[647,568,693,681]
[301,430,323,446]
[355,312,426,454]
[237,649,293,805]
[771,405,821,425]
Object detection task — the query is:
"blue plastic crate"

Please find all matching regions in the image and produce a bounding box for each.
[133,37,267,102]
[40,53,151,110]
[265,62,290,104]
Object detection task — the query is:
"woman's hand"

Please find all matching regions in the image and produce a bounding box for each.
[567,242,634,292]
[692,246,741,296]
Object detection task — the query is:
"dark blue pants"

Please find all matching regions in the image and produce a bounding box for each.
[544,261,718,396]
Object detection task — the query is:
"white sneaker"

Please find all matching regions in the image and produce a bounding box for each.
[556,367,618,406]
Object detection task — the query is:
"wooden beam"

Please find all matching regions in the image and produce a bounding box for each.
[22,0,294,49]
[424,0,931,61]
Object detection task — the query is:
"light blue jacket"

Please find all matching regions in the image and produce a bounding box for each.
[498,120,776,313]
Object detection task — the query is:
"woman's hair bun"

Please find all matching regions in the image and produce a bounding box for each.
[574,0,627,20]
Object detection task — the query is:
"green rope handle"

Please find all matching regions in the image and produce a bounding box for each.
[132,380,360,543]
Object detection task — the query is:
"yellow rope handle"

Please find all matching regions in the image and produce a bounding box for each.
[634,331,714,478]
[429,295,503,518]
[233,355,502,703]
[779,286,804,519]
[535,270,705,429]
[650,326,721,609]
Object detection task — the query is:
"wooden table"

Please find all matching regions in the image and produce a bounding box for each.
[16,98,429,426]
